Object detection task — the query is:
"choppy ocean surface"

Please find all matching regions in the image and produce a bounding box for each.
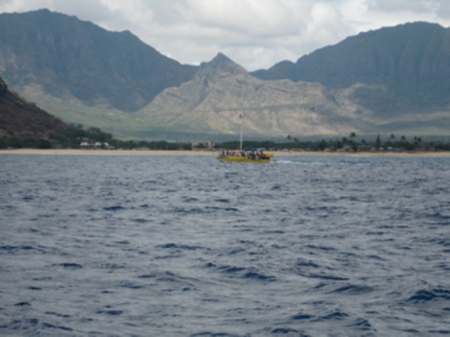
[1,154,450,336]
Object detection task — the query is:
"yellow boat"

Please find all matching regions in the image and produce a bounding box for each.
[217,149,274,163]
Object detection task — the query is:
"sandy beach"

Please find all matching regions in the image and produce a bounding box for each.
[1,148,450,157]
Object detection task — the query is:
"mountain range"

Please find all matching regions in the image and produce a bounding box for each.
[252,22,450,116]
[1,9,450,140]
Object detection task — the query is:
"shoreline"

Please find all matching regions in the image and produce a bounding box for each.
[1,148,450,157]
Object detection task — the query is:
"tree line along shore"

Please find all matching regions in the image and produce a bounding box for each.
[2,125,450,153]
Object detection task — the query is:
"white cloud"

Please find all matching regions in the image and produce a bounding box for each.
[0,0,49,12]
[53,0,116,24]
[1,0,449,70]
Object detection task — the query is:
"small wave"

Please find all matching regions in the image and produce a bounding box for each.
[155,271,194,284]
[172,206,239,214]
[297,271,349,281]
[431,238,450,247]
[0,244,54,255]
[132,218,150,223]
[349,317,372,331]
[172,207,209,214]
[330,284,375,295]
[209,264,276,282]
[306,244,337,252]
[42,322,73,331]
[157,243,206,251]
[427,211,450,222]
[435,262,450,271]
[243,271,276,281]
[120,280,146,289]
[56,263,83,269]
[291,313,314,321]
[295,259,348,281]
[113,240,130,245]
[182,197,199,203]
[205,206,239,212]
[314,310,350,322]
[215,198,231,203]
[267,327,301,335]
[0,245,36,253]
[406,288,450,303]
[429,329,450,334]
[28,286,42,291]
[296,259,320,268]
[45,311,71,318]
[103,205,125,211]
[96,262,126,270]
[262,230,285,234]
[190,332,242,337]
[215,265,246,274]
[137,273,155,279]
[15,302,31,307]
[96,309,123,316]
[224,207,239,212]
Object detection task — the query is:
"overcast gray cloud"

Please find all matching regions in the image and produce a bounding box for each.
[1,0,449,70]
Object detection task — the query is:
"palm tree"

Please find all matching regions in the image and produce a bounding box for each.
[375,134,381,150]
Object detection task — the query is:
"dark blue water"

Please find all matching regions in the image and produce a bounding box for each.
[1,154,450,336]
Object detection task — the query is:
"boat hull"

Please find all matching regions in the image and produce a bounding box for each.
[217,156,273,163]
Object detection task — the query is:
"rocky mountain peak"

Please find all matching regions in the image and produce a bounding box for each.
[198,53,247,78]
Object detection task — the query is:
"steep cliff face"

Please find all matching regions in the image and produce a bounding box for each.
[0,77,69,138]
[0,77,7,95]
[252,22,450,115]
[0,9,197,112]
[253,22,450,86]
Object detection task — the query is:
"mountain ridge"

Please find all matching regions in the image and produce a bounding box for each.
[0,9,197,112]
[1,10,450,139]
[251,21,450,118]
[253,22,450,85]
[136,52,375,138]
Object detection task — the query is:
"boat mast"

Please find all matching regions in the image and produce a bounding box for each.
[239,122,243,151]
[239,84,243,151]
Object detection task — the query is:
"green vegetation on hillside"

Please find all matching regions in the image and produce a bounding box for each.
[0,125,108,149]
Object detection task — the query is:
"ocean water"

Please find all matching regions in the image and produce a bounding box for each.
[1,153,450,336]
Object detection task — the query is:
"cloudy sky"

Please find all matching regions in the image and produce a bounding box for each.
[1,0,449,70]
